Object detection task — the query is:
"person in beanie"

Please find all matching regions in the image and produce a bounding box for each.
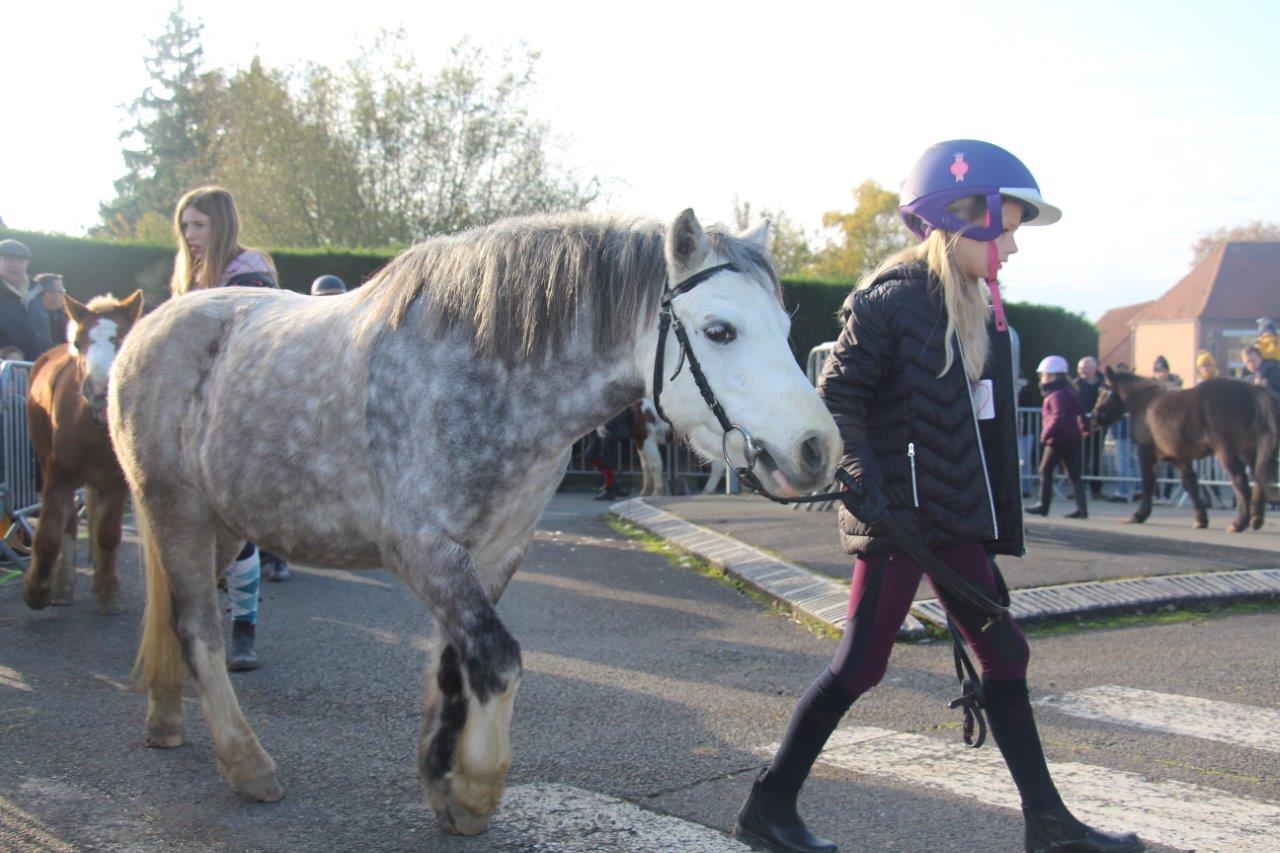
[735,141,1141,853]
[1151,355,1181,387]
[0,240,41,360]
[1025,356,1088,519]
[171,187,276,670]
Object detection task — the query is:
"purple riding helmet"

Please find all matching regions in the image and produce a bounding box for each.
[899,139,1061,241]
[899,140,1061,330]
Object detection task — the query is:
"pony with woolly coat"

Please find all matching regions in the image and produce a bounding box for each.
[1095,367,1279,531]
[23,291,144,613]
[110,210,841,834]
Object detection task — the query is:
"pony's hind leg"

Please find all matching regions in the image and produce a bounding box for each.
[24,476,77,609]
[396,540,522,836]
[86,483,126,614]
[135,500,281,801]
[1251,441,1276,530]
[1215,450,1252,532]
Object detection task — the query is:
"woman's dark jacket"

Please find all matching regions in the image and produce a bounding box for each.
[817,265,1024,557]
[1039,379,1086,447]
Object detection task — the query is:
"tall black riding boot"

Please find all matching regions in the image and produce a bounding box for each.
[984,679,1143,852]
[1025,475,1053,516]
[227,620,260,672]
[1064,482,1088,519]
[733,671,849,852]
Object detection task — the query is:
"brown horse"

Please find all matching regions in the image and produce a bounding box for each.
[23,291,144,612]
[1095,367,1279,531]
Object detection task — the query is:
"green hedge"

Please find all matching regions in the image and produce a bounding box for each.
[0,228,1093,377]
[0,228,395,309]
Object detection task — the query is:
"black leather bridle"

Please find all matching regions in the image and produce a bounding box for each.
[650,262,1010,746]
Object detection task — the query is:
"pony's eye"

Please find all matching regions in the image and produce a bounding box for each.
[703,321,736,345]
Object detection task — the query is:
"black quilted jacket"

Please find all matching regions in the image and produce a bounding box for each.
[818,265,1024,557]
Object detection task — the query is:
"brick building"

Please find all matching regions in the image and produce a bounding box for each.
[1111,242,1280,380]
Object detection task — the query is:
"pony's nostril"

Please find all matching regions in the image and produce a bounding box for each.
[800,433,826,476]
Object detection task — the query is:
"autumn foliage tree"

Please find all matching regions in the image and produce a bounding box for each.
[1191,220,1280,265]
[807,180,914,282]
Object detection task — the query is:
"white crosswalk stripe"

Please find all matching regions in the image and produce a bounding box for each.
[1038,685,1280,754]
[761,726,1280,852]
[497,783,747,852]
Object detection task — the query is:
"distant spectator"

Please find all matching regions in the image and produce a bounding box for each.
[1242,345,1280,395]
[1152,354,1182,387]
[1026,355,1089,519]
[1193,350,1218,383]
[26,273,68,357]
[0,240,41,360]
[310,275,347,296]
[1257,317,1279,361]
[1072,356,1104,499]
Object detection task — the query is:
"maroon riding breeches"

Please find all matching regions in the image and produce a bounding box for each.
[828,542,1029,697]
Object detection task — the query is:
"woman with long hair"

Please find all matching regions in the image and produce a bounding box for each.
[171,186,280,670]
[734,142,1142,852]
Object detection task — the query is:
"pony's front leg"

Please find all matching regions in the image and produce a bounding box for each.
[1129,444,1157,523]
[24,478,77,609]
[1174,462,1209,529]
[394,539,522,836]
[86,484,126,613]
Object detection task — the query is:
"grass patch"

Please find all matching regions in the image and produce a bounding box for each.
[606,514,840,641]
[1022,599,1280,637]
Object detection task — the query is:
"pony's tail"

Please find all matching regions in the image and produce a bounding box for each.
[133,502,185,692]
[1257,389,1280,457]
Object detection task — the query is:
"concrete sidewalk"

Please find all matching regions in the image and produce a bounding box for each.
[613,494,1280,636]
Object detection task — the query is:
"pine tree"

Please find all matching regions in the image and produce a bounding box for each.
[97,2,223,239]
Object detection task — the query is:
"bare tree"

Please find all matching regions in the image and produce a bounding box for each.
[1191,220,1280,265]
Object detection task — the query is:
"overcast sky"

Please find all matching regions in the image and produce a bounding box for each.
[6,0,1278,318]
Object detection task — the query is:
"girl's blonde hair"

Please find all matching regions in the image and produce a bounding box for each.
[857,196,992,382]
[170,186,276,296]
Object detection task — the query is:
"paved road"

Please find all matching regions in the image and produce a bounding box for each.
[1,494,1277,851]
[649,495,1280,596]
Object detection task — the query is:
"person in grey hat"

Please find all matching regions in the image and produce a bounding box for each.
[0,240,41,360]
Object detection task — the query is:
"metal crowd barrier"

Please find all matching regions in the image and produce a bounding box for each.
[565,433,713,494]
[0,360,38,571]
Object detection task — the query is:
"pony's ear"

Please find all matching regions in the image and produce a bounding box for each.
[665,208,710,275]
[1104,366,1116,383]
[120,289,145,324]
[741,217,771,250]
[63,295,90,326]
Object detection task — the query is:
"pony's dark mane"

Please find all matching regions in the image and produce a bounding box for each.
[359,211,780,363]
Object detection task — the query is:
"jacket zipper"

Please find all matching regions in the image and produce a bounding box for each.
[907,442,920,508]
[956,339,999,540]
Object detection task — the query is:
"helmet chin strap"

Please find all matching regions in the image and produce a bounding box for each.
[983,212,1008,332]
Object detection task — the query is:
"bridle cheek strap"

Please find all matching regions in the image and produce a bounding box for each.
[984,214,1008,332]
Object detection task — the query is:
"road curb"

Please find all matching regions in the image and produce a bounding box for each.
[612,498,1280,637]
[611,498,926,638]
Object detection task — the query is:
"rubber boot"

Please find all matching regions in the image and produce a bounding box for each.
[1025,476,1052,516]
[227,620,260,672]
[262,551,290,582]
[732,769,838,853]
[1024,800,1143,852]
[1064,482,1088,519]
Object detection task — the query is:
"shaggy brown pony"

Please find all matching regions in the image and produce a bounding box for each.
[1095,367,1279,531]
[23,290,144,612]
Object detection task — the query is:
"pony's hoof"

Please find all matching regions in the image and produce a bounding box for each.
[1123,515,1146,524]
[96,593,124,615]
[145,729,184,749]
[435,801,493,836]
[23,587,51,610]
[232,770,284,803]
[1251,517,1264,530]
[1227,522,1245,533]
[1193,517,1209,529]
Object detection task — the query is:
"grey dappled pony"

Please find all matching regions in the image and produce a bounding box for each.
[109,210,841,834]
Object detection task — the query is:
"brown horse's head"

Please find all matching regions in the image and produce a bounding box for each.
[64,290,145,420]
[1097,366,1163,429]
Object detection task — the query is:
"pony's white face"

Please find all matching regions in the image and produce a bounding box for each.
[650,210,841,497]
[65,291,145,417]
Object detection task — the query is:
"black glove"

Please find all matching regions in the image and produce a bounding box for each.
[838,471,888,525]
